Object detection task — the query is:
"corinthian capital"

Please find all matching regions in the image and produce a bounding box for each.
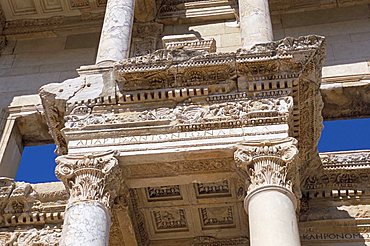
[234,137,299,193]
[55,151,122,208]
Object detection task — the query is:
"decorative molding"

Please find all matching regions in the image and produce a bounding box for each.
[320,150,370,170]
[123,158,234,178]
[55,151,122,208]
[129,189,149,245]
[64,96,293,131]
[192,236,249,246]
[162,34,216,53]
[0,226,62,246]
[234,137,299,194]
[304,171,370,191]
[3,13,104,36]
[0,179,66,228]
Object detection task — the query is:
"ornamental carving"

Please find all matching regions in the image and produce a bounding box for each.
[192,236,249,246]
[195,180,231,198]
[146,185,182,201]
[64,96,293,130]
[123,158,234,178]
[199,206,235,229]
[0,226,62,246]
[0,178,41,226]
[320,150,370,169]
[304,172,369,190]
[55,151,122,208]
[234,137,299,193]
[152,208,188,232]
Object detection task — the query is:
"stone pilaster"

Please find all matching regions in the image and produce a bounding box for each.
[96,0,135,65]
[238,0,273,49]
[234,137,301,246]
[55,151,122,246]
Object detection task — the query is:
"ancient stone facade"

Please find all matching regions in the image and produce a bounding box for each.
[0,0,369,245]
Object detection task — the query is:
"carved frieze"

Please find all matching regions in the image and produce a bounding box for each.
[234,137,299,194]
[0,178,65,227]
[304,152,370,194]
[124,159,234,178]
[64,96,293,131]
[0,226,62,246]
[192,236,249,246]
[55,151,122,208]
[0,179,66,228]
[320,150,370,169]
[304,172,369,191]
[3,182,37,215]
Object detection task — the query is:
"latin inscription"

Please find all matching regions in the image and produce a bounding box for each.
[70,126,287,148]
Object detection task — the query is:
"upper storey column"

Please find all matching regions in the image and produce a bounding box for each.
[239,0,273,49]
[96,0,135,65]
[234,138,301,246]
[55,152,122,246]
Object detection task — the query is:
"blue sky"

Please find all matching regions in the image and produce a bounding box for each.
[15,118,370,183]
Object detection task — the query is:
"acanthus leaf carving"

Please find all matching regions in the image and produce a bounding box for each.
[55,151,122,209]
[234,137,299,194]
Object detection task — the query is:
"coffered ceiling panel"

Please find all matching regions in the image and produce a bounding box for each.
[41,0,63,13]
[9,0,37,15]
[1,0,106,21]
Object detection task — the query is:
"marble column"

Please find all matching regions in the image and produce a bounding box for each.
[55,152,122,246]
[234,137,301,246]
[96,0,135,65]
[238,0,273,49]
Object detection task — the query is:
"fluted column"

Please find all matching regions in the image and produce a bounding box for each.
[55,152,122,246]
[96,0,135,65]
[234,137,301,246]
[239,0,273,49]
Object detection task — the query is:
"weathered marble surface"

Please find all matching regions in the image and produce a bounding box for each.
[247,188,301,246]
[60,202,111,246]
[96,0,135,65]
[239,0,273,49]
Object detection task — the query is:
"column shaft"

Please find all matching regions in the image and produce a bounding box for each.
[247,187,301,246]
[60,202,110,246]
[55,152,121,246]
[239,0,273,49]
[96,0,135,65]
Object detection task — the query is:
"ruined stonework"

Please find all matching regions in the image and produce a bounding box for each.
[0,0,369,245]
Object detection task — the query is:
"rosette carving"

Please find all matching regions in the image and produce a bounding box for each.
[55,151,122,208]
[234,137,299,194]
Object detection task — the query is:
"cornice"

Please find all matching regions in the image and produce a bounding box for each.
[320,150,370,170]
[0,179,67,228]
